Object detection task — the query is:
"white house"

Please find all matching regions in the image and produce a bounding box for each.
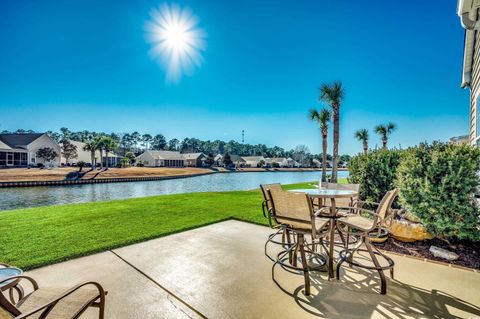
[241,156,266,168]
[265,157,290,167]
[0,133,61,167]
[60,140,119,167]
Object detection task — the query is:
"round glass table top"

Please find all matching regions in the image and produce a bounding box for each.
[288,188,357,198]
[0,267,23,288]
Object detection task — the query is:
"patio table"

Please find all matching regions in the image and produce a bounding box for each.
[288,188,358,279]
[0,267,24,302]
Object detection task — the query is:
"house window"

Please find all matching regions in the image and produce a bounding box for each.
[0,152,6,166]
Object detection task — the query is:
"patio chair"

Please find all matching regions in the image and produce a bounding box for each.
[268,188,330,296]
[336,189,399,295]
[0,275,106,319]
[260,184,293,261]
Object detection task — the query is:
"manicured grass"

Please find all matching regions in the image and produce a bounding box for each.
[0,179,346,270]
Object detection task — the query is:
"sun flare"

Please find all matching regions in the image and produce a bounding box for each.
[145,3,206,83]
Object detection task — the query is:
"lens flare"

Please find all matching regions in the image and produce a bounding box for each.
[145,3,206,84]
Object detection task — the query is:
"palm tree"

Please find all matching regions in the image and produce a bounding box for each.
[102,136,119,168]
[93,136,105,168]
[354,129,369,155]
[374,122,396,149]
[309,108,331,182]
[83,140,98,169]
[319,81,344,183]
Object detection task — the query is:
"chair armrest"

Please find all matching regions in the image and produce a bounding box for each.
[14,281,106,319]
[0,276,39,291]
[352,200,380,208]
[261,201,267,218]
[314,207,330,217]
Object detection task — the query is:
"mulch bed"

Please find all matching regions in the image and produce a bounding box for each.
[377,237,480,270]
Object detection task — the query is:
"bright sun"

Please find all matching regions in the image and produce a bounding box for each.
[145,3,206,83]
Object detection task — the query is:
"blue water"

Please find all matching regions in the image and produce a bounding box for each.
[0,171,349,211]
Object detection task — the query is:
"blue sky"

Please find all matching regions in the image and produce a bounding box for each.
[0,0,468,154]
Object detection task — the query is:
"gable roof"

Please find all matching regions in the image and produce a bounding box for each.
[182,152,205,160]
[0,133,44,149]
[144,150,185,160]
[241,156,265,162]
[228,155,245,163]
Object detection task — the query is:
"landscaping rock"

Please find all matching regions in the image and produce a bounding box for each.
[429,246,459,261]
[389,219,433,242]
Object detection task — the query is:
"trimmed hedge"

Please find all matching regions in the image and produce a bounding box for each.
[348,149,404,205]
[396,142,480,241]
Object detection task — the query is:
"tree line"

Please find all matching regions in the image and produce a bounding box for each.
[1,128,351,166]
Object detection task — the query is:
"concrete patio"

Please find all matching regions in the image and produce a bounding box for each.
[26,220,480,318]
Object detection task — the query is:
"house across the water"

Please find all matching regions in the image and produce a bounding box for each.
[135,150,206,167]
[0,133,61,168]
[60,140,120,167]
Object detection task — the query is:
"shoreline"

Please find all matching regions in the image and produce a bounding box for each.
[0,167,348,188]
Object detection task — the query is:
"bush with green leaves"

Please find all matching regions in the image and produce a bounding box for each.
[348,149,404,204]
[396,142,480,241]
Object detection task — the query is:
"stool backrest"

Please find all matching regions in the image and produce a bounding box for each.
[376,189,399,220]
[260,183,282,213]
[268,188,313,230]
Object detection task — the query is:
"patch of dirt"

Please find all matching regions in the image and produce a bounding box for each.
[0,167,213,182]
[379,237,480,270]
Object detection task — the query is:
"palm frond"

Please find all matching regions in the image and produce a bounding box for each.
[354,128,369,142]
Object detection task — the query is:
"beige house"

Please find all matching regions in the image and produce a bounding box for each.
[241,156,265,168]
[0,133,61,167]
[183,153,206,167]
[60,140,119,166]
[265,157,290,167]
[135,151,206,167]
[458,0,480,147]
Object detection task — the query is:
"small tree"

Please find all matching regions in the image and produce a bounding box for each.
[120,157,130,167]
[61,139,78,164]
[309,108,331,182]
[77,161,87,172]
[125,151,135,164]
[354,129,369,155]
[36,147,58,165]
[374,122,396,149]
[257,159,265,168]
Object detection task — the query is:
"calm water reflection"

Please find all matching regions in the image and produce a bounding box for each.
[0,171,349,211]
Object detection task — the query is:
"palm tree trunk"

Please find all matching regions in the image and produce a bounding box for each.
[99,148,104,169]
[321,133,328,182]
[105,151,109,168]
[363,142,368,155]
[331,104,339,183]
[91,151,95,169]
[382,137,387,150]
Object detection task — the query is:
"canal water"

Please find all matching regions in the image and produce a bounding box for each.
[0,171,349,211]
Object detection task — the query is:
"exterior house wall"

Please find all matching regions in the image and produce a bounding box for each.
[136,152,156,167]
[470,28,480,147]
[60,140,118,166]
[26,134,61,166]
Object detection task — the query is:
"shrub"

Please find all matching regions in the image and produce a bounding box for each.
[349,149,404,204]
[396,142,480,241]
[136,161,144,167]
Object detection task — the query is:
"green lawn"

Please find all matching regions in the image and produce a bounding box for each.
[1,180,345,270]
